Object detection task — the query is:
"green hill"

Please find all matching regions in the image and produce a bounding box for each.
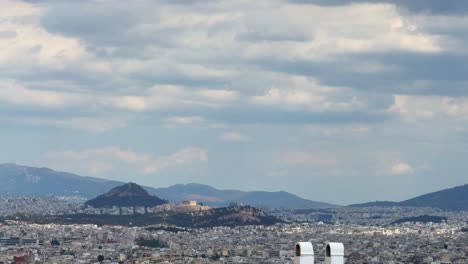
[85,183,167,208]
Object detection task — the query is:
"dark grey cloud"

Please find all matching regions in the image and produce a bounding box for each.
[287,0,468,15]
[38,1,226,50]
[40,2,142,46]
[251,51,468,96]
[32,0,468,98]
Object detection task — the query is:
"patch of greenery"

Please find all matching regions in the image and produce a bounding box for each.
[391,215,447,225]
[51,239,60,246]
[210,253,221,260]
[5,206,281,228]
[136,238,166,248]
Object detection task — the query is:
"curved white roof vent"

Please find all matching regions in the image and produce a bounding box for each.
[295,242,314,264]
[325,242,344,264]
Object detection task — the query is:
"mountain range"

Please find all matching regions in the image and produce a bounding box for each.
[0,163,123,197]
[0,163,335,209]
[349,184,468,211]
[2,163,467,211]
[150,183,336,209]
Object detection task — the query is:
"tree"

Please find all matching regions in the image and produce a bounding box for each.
[98,255,105,263]
[211,253,221,261]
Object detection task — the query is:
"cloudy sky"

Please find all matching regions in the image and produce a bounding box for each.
[1,0,468,204]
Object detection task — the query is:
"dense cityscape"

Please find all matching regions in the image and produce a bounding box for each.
[0,197,467,264]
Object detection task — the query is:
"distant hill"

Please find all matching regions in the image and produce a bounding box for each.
[349,184,468,211]
[176,206,282,228]
[150,183,338,209]
[399,184,468,210]
[86,183,167,208]
[0,164,335,209]
[0,163,123,197]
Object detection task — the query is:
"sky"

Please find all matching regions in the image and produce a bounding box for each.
[1,0,468,205]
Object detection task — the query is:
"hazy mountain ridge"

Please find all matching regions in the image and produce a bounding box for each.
[0,163,124,197]
[150,183,338,209]
[0,164,335,209]
[1,164,467,210]
[349,184,468,211]
[399,184,468,210]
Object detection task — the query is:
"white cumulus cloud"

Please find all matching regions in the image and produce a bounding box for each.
[43,146,207,176]
[391,162,414,175]
[389,94,468,120]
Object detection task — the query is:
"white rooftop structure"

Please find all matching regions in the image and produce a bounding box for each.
[295,242,314,264]
[294,241,344,264]
[325,242,345,264]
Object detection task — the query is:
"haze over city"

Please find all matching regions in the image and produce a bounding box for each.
[2,0,468,205]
